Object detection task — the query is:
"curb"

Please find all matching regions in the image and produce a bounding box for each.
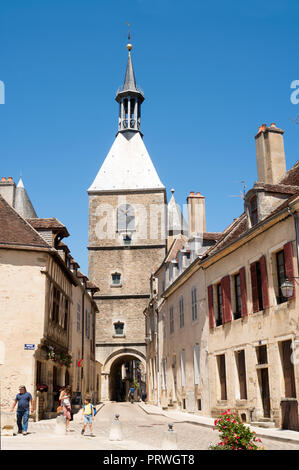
[138,403,299,445]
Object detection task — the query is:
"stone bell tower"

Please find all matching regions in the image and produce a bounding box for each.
[87,40,167,401]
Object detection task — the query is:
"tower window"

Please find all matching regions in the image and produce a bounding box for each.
[111,272,121,285]
[114,322,124,336]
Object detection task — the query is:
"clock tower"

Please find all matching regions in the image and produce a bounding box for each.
[88,41,167,401]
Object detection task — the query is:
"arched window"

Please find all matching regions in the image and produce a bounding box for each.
[117,204,135,232]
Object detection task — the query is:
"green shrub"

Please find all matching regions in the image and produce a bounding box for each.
[209,410,264,450]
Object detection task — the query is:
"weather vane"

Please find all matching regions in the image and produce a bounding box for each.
[126,21,131,41]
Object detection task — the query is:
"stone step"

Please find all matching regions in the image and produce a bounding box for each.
[251,421,276,428]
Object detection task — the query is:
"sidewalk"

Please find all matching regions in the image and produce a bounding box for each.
[138,402,299,445]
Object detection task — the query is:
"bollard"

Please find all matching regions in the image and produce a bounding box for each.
[1,411,15,436]
[55,413,66,435]
[109,413,123,441]
[161,423,178,450]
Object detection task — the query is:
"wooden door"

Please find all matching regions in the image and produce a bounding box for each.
[261,368,270,418]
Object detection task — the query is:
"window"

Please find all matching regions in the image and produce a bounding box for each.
[276,250,287,304]
[169,306,174,334]
[234,274,242,319]
[236,350,247,400]
[216,284,223,326]
[251,257,270,313]
[249,195,258,226]
[179,296,184,328]
[191,287,198,322]
[256,345,268,365]
[123,234,132,246]
[111,272,121,285]
[117,204,135,232]
[77,303,81,332]
[114,321,124,336]
[51,287,60,323]
[256,262,264,311]
[217,354,227,400]
[64,299,69,331]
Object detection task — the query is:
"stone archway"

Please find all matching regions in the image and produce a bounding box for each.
[103,349,146,402]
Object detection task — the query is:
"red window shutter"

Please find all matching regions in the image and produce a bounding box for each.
[221,275,232,323]
[284,241,296,300]
[239,267,248,317]
[259,255,270,309]
[250,262,259,313]
[208,285,215,329]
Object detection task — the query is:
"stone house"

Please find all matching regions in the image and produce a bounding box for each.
[145,122,299,431]
[203,123,299,429]
[0,181,100,420]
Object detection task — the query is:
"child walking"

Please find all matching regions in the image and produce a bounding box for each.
[81,397,95,436]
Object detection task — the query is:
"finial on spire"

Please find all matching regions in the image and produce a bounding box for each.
[126,21,132,52]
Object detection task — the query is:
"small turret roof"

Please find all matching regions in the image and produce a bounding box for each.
[14,177,37,219]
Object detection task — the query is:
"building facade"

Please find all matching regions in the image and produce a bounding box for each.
[145,123,299,431]
[0,180,100,420]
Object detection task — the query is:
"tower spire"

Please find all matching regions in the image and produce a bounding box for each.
[116,26,144,134]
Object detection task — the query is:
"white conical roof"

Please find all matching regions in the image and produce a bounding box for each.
[88,132,165,192]
[14,177,37,219]
[168,190,188,234]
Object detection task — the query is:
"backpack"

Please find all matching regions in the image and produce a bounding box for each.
[83,403,96,416]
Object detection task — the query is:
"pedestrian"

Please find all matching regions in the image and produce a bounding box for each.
[81,397,95,436]
[10,385,34,435]
[59,385,72,432]
[128,384,135,403]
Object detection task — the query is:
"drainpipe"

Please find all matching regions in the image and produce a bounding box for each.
[155,306,160,408]
[81,290,85,394]
[288,207,299,274]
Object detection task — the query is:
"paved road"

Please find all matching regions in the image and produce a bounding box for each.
[2,402,299,450]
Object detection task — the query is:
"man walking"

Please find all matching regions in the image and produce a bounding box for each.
[10,385,34,435]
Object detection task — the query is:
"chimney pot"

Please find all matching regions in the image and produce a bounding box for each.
[7,177,13,182]
[1,177,6,182]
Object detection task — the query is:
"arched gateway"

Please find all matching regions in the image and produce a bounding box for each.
[103,349,146,401]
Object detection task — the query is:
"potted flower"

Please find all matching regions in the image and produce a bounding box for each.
[209,410,264,450]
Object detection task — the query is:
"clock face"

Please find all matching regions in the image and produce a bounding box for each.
[117,204,135,231]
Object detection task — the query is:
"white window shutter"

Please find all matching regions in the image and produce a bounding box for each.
[194,344,200,385]
[181,350,186,387]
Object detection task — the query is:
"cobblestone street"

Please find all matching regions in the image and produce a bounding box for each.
[2,402,299,451]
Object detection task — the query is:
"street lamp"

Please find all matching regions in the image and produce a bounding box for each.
[280,277,299,299]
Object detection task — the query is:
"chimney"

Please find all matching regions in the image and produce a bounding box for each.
[0,176,16,207]
[187,191,206,237]
[255,123,286,184]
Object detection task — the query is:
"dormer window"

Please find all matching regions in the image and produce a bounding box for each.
[249,196,258,226]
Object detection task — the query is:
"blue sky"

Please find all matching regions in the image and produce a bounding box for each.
[0,0,298,274]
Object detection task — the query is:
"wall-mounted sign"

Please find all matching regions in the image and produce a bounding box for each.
[24,344,35,350]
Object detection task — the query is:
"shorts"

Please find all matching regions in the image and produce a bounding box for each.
[62,405,71,420]
[84,414,93,424]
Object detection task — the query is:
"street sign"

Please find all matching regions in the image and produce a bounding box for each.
[24,344,35,350]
